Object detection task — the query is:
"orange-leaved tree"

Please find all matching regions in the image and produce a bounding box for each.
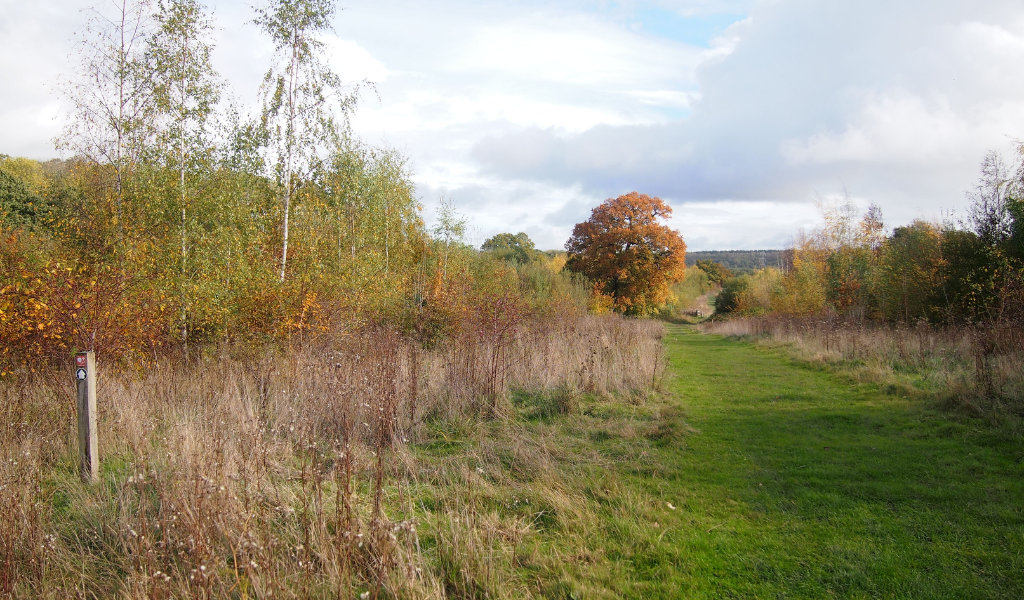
[565,192,686,316]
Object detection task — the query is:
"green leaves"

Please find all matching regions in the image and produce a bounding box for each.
[0,169,44,230]
[482,232,541,264]
[695,259,733,284]
[149,0,222,168]
[252,0,336,56]
[254,0,352,173]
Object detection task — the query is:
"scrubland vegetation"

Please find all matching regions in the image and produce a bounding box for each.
[0,1,679,596]
[708,152,1024,422]
[0,313,669,597]
[2,0,1023,596]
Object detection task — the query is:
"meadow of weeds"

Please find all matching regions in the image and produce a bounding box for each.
[0,314,664,598]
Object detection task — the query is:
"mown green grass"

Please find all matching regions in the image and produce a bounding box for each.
[415,324,1024,598]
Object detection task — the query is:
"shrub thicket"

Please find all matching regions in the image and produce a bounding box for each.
[713,150,1024,327]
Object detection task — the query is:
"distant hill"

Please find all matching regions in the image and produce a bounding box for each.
[686,250,790,274]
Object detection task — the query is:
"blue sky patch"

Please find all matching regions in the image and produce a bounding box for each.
[633,7,745,47]
[657,106,692,121]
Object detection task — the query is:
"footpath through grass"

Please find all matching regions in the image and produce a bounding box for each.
[606,324,1024,598]
[448,324,1024,598]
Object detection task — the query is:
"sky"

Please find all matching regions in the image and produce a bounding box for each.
[2,0,1024,250]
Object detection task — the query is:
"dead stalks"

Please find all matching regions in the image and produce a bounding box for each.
[0,314,663,598]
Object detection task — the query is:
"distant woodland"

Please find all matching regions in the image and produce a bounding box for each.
[685,250,788,274]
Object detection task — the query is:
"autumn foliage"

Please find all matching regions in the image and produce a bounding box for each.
[565,192,687,316]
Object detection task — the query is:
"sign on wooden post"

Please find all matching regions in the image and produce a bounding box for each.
[75,351,98,483]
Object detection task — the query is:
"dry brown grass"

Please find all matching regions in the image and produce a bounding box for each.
[0,314,664,598]
[703,316,1024,427]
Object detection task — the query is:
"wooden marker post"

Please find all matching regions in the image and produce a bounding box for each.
[75,351,98,483]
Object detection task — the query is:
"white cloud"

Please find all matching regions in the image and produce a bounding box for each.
[625,89,699,110]
[322,36,389,83]
[780,91,981,167]
[5,0,1024,249]
[0,0,77,158]
[468,0,1024,243]
[355,91,635,135]
[778,17,1024,170]
[665,200,818,250]
[455,21,702,89]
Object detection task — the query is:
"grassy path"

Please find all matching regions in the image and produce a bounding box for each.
[591,324,1024,598]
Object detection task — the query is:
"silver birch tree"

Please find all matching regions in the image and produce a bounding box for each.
[254,0,359,281]
[57,0,158,214]
[147,0,221,350]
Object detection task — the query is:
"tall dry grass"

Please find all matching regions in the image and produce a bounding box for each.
[0,314,664,598]
[703,316,1024,424]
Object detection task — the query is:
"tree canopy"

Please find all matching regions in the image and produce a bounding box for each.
[565,192,686,316]
[0,168,42,230]
[695,259,733,284]
[481,232,539,264]
[254,0,357,280]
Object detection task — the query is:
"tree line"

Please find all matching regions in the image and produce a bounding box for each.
[713,150,1024,325]
[0,0,592,372]
[685,250,787,275]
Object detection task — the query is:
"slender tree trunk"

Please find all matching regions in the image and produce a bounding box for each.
[180,32,189,356]
[280,166,292,281]
[443,239,449,279]
[280,29,299,282]
[281,186,291,280]
[116,2,127,213]
[181,204,187,353]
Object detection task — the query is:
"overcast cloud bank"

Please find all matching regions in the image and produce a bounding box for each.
[2,0,1023,249]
